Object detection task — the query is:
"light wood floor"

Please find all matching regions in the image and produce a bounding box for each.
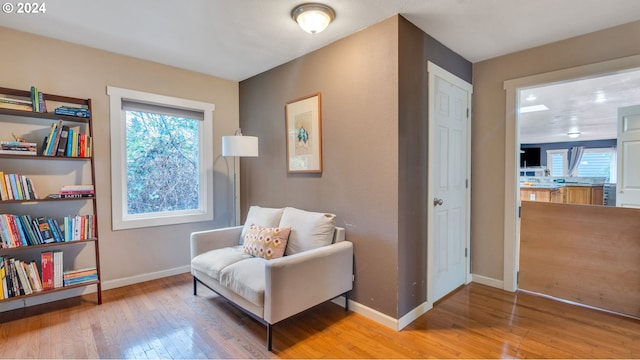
[1,273,639,359]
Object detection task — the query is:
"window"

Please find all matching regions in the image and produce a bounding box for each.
[577,147,616,182]
[546,149,568,176]
[107,87,214,230]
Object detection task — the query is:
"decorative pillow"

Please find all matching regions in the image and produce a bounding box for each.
[279,207,336,256]
[241,206,285,242]
[242,224,291,260]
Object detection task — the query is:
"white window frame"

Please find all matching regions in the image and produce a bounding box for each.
[546,149,569,176]
[107,86,214,230]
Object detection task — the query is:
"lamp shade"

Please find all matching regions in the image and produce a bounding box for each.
[222,135,259,157]
[292,3,335,34]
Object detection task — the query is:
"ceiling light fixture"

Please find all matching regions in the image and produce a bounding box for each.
[519,104,549,113]
[567,131,581,139]
[292,3,335,35]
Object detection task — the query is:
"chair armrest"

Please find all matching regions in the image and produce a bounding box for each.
[190,226,243,259]
[263,241,353,324]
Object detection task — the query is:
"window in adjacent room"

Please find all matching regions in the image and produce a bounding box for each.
[577,147,616,182]
[107,86,214,230]
[546,149,568,176]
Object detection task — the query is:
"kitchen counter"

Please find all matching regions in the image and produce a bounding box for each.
[520,183,604,205]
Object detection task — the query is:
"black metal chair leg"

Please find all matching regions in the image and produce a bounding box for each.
[267,324,273,351]
[193,277,197,296]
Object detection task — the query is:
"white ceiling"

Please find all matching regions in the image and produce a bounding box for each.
[2,0,640,82]
[3,0,640,143]
[519,69,640,144]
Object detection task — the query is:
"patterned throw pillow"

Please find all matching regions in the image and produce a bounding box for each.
[242,224,291,260]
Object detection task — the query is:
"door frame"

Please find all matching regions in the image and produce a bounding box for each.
[427,61,473,304]
[502,54,640,292]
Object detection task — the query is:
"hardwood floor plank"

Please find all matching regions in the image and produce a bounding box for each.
[1,273,640,358]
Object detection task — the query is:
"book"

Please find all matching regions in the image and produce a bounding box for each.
[60,193,95,199]
[3,174,13,200]
[1,141,37,147]
[38,91,47,113]
[8,258,20,296]
[0,171,6,200]
[48,120,64,156]
[0,141,37,155]
[53,251,63,288]
[36,217,55,244]
[30,86,39,113]
[41,252,53,290]
[56,126,69,157]
[19,215,39,246]
[25,177,39,199]
[0,95,32,105]
[0,257,6,299]
[0,102,32,111]
[54,106,90,118]
[41,122,57,155]
[15,259,32,295]
[26,262,41,292]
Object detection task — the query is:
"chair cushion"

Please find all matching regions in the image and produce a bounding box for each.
[219,257,266,306]
[242,224,291,260]
[241,206,285,241]
[279,207,336,255]
[191,246,251,281]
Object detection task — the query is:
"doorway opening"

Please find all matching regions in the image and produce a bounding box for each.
[502,55,640,292]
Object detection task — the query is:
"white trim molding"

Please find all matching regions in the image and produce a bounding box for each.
[502,54,640,293]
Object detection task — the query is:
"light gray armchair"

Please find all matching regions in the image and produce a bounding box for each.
[190,206,353,350]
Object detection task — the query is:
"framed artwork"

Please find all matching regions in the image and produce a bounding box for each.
[285,93,322,173]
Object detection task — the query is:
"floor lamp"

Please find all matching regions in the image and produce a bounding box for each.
[222,129,259,226]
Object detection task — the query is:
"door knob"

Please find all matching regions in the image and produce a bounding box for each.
[433,198,444,206]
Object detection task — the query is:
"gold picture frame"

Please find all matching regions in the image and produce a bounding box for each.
[285,93,322,173]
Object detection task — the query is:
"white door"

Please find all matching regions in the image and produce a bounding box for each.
[617,105,640,208]
[427,62,472,303]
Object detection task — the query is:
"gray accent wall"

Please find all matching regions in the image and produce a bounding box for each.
[240,15,471,319]
[397,18,472,317]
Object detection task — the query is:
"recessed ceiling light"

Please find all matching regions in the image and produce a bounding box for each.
[519,104,549,113]
[567,131,581,138]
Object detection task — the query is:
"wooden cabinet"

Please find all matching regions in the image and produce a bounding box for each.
[521,188,552,202]
[522,185,604,205]
[565,186,592,205]
[591,186,604,206]
[0,86,101,306]
[550,187,565,203]
[565,185,604,205]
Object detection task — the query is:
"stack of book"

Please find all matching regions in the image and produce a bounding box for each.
[0,141,37,155]
[58,184,94,198]
[0,95,32,111]
[0,214,65,248]
[0,172,39,200]
[41,120,92,157]
[63,267,97,286]
[0,256,44,298]
[63,214,96,241]
[41,251,64,290]
[0,251,64,299]
[30,86,47,113]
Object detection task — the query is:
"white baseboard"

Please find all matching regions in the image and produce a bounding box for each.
[398,301,432,330]
[101,265,191,290]
[332,296,432,331]
[471,274,504,289]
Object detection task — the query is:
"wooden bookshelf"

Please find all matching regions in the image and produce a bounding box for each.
[0,86,101,306]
